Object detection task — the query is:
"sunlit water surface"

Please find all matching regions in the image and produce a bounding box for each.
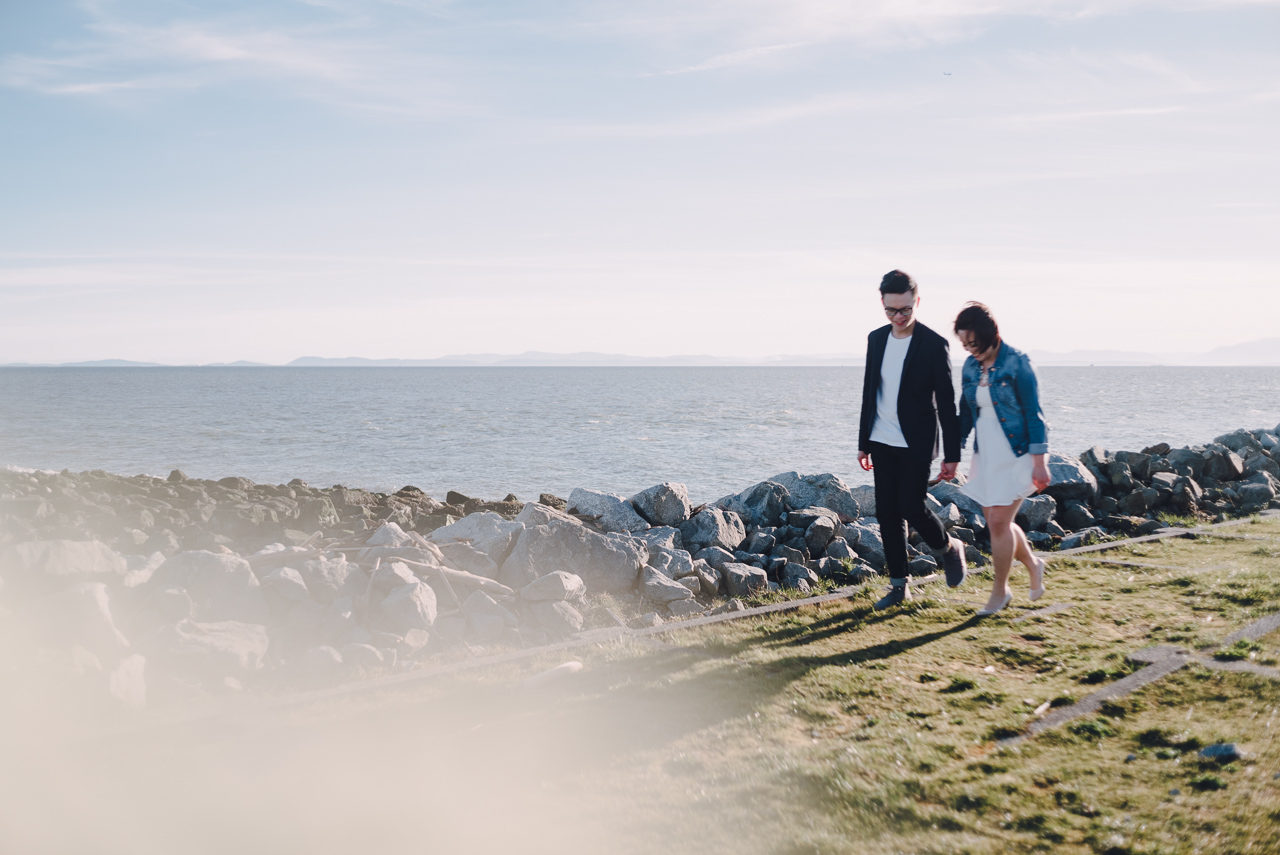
[2,367,1278,503]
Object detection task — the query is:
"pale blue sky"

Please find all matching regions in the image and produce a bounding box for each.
[1,0,1277,363]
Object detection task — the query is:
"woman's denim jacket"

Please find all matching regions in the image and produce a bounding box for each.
[958,341,1049,458]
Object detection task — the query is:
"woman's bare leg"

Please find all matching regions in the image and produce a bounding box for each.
[982,502,1021,611]
[1012,522,1046,593]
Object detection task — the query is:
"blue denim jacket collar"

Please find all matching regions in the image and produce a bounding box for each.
[959,341,1049,458]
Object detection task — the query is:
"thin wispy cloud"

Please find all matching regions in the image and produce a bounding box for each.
[1001,105,1186,124]
[0,1,466,116]
[562,90,899,138]
[653,42,809,75]
[2,0,1278,361]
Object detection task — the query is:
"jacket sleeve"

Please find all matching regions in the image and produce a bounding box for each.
[858,332,877,452]
[958,382,974,451]
[1015,353,1049,455]
[934,338,962,463]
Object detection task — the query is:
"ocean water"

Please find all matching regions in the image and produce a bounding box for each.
[1,367,1278,504]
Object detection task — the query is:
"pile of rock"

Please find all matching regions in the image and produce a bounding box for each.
[1,423,1276,708]
[995,425,1280,550]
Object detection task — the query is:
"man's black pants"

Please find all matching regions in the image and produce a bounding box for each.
[869,441,949,580]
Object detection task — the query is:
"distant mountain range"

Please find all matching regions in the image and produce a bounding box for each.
[5,338,1280,367]
[285,352,863,367]
[1027,337,1280,366]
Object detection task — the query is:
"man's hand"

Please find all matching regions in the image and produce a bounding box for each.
[939,461,959,481]
[858,451,873,471]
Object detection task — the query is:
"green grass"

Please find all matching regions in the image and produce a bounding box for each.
[262,517,1280,854]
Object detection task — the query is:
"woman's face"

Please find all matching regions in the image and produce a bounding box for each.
[957,330,995,361]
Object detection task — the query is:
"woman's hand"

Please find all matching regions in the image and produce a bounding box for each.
[1031,454,1051,492]
[858,451,873,471]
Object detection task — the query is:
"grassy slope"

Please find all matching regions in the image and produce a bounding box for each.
[469,517,1280,854]
[59,519,1280,855]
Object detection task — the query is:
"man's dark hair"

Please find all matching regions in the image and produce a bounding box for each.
[879,269,918,297]
[954,302,1000,353]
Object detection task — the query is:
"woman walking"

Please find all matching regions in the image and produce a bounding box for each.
[954,303,1052,616]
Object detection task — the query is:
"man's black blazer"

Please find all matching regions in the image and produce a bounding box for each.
[858,321,961,463]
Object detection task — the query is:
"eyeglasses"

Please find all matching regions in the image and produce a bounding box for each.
[883,305,915,317]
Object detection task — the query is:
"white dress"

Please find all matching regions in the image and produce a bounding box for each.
[961,382,1036,508]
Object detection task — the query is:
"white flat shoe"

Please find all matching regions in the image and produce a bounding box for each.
[1029,557,1047,602]
[976,592,1013,617]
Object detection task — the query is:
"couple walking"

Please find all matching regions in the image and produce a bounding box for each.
[857,270,1050,616]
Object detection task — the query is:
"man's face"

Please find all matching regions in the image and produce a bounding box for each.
[881,291,918,334]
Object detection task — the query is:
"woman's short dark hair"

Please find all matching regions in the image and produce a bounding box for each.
[954,302,1000,353]
[879,269,917,297]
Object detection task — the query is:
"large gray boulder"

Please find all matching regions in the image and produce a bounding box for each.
[567,487,650,533]
[1118,489,1149,516]
[378,581,438,634]
[722,563,768,598]
[631,526,683,551]
[298,496,339,531]
[260,566,311,610]
[435,541,499,579]
[514,502,581,528]
[429,512,525,565]
[769,472,861,519]
[804,516,838,555]
[841,521,886,568]
[1166,447,1207,479]
[1239,481,1269,506]
[369,561,418,599]
[1057,500,1096,531]
[678,507,746,553]
[639,566,694,604]
[928,481,984,517]
[1215,429,1263,454]
[520,571,586,602]
[499,522,647,593]
[849,484,876,518]
[1042,454,1100,503]
[148,619,270,676]
[527,600,584,638]
[366,522,414,548]
[0,540,127,594]
[630,482,692,527]
[461,590,518,641]
[148,550,270,624]
[1060,527,1106,550]
[296,553,363,605]
[1244,454,1280,480]
[1016,495,1058,531]
[786,507,841,529]
[1203,449,1245,482]
[715,481,790,528]
[649,546,696,578]
[692,546,735,572]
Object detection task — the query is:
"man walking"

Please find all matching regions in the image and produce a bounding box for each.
[857,270,967,609]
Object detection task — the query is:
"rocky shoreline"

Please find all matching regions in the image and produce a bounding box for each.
[2,424,1278,710]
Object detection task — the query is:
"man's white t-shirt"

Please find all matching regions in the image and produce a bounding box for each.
[869,332,912,448]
